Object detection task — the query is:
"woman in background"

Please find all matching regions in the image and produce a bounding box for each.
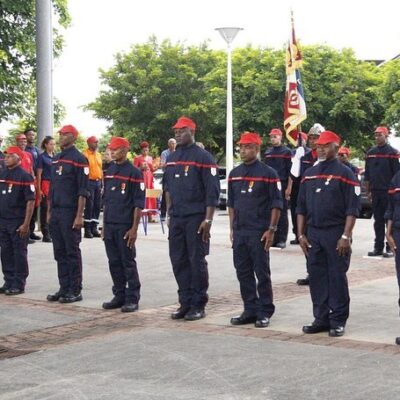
[37,136,56,242]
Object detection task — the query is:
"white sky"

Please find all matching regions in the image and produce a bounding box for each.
[2,0,400,137]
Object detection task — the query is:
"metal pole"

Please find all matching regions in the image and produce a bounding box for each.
[226,44,233,178]
[36,0,53,146]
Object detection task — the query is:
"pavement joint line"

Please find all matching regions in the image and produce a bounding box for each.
[0,261,398,359]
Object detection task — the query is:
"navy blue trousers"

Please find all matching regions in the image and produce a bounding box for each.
[104,223,141,304]
[84,180,102,229]
[308,226,350,328]
[169,214,209,309]
[392,229,400,308]
[50,209,83,295]
[233,232,275,319]
[0,218,29,290]
[275,180,289,243]
[371,190,389,252]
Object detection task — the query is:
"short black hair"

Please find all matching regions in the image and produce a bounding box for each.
[24,127,35,134]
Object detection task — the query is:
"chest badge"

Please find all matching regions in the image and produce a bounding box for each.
[111,186,116,191]
[175,174,180,178]
[57,166,63,176]
[2,190,6,195]
[121,183,126,194]
[325,175,333,186]
[8,184,13,193]
[248,181,254,193]
[316,188,321,193]
[184,165,189,177]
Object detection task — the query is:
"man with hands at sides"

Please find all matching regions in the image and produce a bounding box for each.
[228,132,282,328]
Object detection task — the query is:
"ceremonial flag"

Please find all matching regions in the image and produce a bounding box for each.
[284,12,307,146]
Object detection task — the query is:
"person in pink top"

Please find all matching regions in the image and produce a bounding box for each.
[133,141,157,221]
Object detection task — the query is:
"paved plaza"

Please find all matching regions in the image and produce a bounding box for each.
[0,213,400,399]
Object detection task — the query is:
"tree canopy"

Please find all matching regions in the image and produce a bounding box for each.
[0,0,70,122]
[87,38,395,158]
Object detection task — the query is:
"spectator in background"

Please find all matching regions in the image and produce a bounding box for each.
[102,146,113,175]
[160,138,176,220]
[37,136,56,243]
[83,136,103,239]
[338,147,359,175]
[134,141,157,222]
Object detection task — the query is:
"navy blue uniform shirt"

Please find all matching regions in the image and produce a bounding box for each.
[385,171,400,228]
[264,145,292,182]
[296,158,360,228]
[342,161,359,176]
[299,148,317,178]
[103,160,145,224]
[164,143,220,217]
[49,145,89,210]
[228,159,283,234]
[0,166,35,219]
[364,144,400,191]
[37,152,53,181]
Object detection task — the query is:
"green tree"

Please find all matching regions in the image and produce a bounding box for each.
[0,0,70,121]
[379,59,400,131]
[87,38,387,158]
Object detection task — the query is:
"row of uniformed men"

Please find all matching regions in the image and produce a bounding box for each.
[1,117,400,342]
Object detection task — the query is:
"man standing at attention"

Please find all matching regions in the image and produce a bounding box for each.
[364,126,399,258]
[164,117,220,321]
[46,125,89,304]
[101,137,145,312]
[229,132,282,328]
[297,131,360,337]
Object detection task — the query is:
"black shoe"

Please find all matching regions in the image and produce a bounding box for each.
[296,277,310,286]
[367,249,383,257]
[302,323,330,334]
[30,233,41,240]
[272,242,286,249]
[28,239,36,244]
[0,285,9,294]
[42,236,52,243]
[184,308,206,321]
[290,239,299,245]
[395,337,400,345]
[329,326,345,337]
[92,228,101,238]
[84,230,94,239]
[383,251,394,258]
[230,312,257,325]
[255,317,270,328]
[59,293,83,303]
[5,288,24,296]
[121,303,139,313]
[102,297,124,310]
[47,291,63,302]
[171,306,190,320]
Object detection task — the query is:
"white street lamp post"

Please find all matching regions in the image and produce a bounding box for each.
[215,27,242,179]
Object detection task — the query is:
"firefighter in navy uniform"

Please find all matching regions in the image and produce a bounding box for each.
[164,116,220,321]
[101,137,145,313]
[364,126,399,258]
[338,147,359,175]
[47,125,89,304]
[228,132,282,328]
[385,170,400,345]
[0,147,35,295]
[264,128,291,249]
[297,131,360,337]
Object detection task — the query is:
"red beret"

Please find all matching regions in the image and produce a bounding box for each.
[140,141,149,148]
[15,134,27,141]
[269,128,283,137]
[4,146,25,159]
[87,136,98,144]
[172,117,196,130]
[315,131,341,145]
[59,125,79,138]
[293,131,308,142]
[338,147,350,156]
[374,126,389,136]
[108,137,130,150]
[237,132,262,146]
